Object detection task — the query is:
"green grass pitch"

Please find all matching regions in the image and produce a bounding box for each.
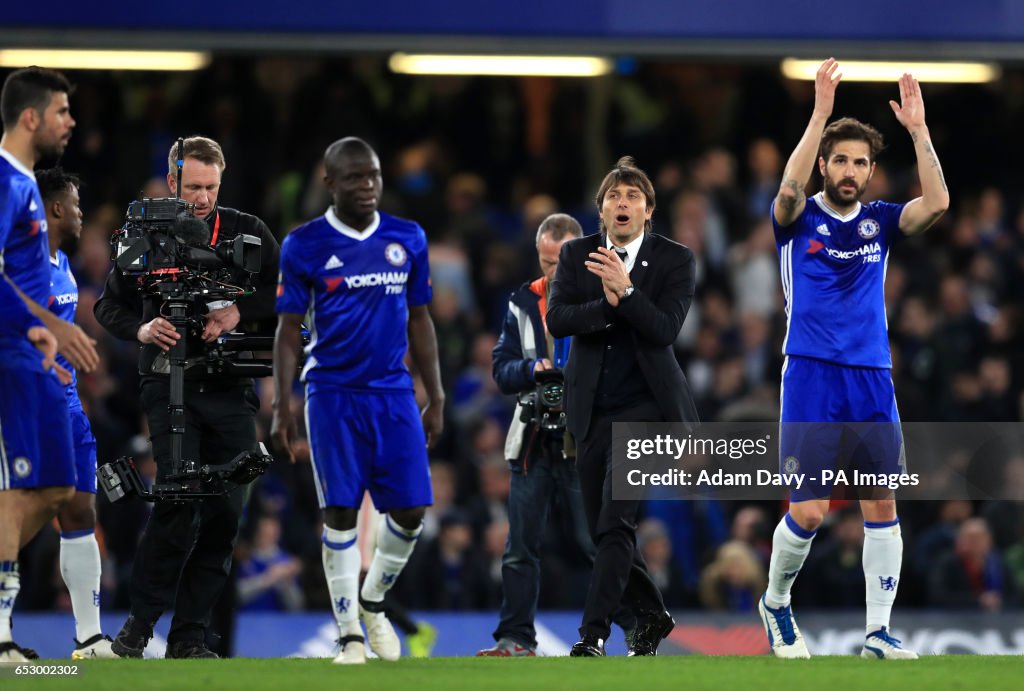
[3,656,1022,690]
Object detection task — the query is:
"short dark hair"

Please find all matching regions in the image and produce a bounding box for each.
[35,166,80,203]
[167,136,226,176]
[324,136,376,176]
[1,67,73,130]
[595,156,656,233]
[819,117,885,163]
[536,213,582,245]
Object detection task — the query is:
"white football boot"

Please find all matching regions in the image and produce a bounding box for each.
[862,627,918,660]
[759,593,811,659]
[360,599,401,661]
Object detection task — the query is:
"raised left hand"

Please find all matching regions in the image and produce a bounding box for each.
[889,73,926,131]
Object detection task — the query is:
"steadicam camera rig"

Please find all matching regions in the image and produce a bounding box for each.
[97,138,273,503]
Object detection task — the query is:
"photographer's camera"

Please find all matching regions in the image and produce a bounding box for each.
[517,369,566,431]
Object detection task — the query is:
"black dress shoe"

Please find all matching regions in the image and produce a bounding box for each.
[569,635,606,657]
[627,611,675,656]
[165,640,219,659]
[111,615,153,658]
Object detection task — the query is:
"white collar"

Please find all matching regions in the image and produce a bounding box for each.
[812,192,861,222]
[607,232,645,272]
[325,207,380,240]
[0,146,35,180]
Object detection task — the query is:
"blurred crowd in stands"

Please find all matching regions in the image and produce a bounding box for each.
[10,56,1024,621]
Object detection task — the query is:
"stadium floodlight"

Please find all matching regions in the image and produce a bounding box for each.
[388,53,613,77]
[780,58,1000,83]
[0,49,211,71]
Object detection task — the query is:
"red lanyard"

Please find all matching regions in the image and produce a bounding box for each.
[210,210,221,245]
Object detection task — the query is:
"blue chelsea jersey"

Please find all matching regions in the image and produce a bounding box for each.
[49,250,82,405]
[773,193,905,368]
[276,209,432,391]
[0,148,51,372]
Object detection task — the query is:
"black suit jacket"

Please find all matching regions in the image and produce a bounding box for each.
[547,232,699,440]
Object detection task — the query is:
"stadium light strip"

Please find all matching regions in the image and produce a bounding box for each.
[389,53,613,77]
[0,49,211,71]
[780,58,1000,83]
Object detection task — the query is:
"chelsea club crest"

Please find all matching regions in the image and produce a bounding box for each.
[385,243,407,266]
[857,218,880,240]
[13,456,32,479]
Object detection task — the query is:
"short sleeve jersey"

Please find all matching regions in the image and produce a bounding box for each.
[0,148,51,372]
[773,193,904,368]
[276,208,432,391]
[48,249,82,405]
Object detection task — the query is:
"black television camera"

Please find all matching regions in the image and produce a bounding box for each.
[111,196,260,281]
[517,369,566,431]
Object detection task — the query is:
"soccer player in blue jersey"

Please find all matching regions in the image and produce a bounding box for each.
[0,66,94,663]
[36,167,117,658]
[758,59,949,660]
[271,137,444,665]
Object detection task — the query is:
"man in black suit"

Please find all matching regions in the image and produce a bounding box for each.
[548,156,699,657]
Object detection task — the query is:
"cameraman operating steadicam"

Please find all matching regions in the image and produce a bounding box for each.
[477,213,634,657]
[94,136,280,659]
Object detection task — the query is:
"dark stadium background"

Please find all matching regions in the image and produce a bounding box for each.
[4,0,1024,657]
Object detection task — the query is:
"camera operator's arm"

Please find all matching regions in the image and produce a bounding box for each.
[491,301,549,395]
[270,312,304,464]
[203,218,280,341]
[408,305,445,449]
[94,265,180,350]
[11,280,99,372]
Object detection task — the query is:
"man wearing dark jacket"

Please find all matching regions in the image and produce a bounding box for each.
[94,136,280,659]
[548,156,699,657]
[477,213,596,656]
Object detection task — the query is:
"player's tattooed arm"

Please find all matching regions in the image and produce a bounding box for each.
[775,58,839,228]
[893,72,949,235]
[773,177,808,226]
[921,139,948,193]
[779,179,805,211]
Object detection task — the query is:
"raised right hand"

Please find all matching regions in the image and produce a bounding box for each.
[814,57,842,119]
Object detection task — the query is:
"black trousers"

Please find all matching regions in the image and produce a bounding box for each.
[129,378,257,645]
[576,399,666,640]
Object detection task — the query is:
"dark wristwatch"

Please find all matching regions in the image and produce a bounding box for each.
[620,284,635,300]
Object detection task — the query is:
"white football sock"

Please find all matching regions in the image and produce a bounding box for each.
[765,513,816,608]
[361,515,421,604]
[0,562,19,643]
[60,530,103,641]
[322,527,361,632]
[863,518,902,635]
